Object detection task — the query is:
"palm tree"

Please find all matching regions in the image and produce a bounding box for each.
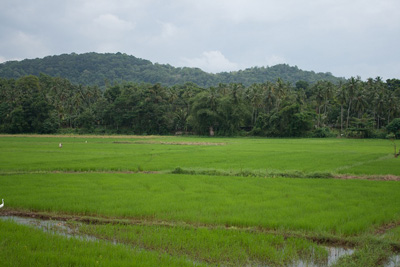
[246,84,264,126]
[386,91,399,124]
[336,82,347,134]
[323,81,334,116]
[345,77,360,129]
[353,87,368,118]
[373,91,385,129]
[313,81,325,128]
[275,78,287,111]
[263,82,276,114]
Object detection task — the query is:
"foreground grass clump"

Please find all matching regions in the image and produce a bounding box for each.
[2,172,400,235]
[0,220,202,267]
[382,226,400,243]
[77,223,328,266]
[332,240,393,267]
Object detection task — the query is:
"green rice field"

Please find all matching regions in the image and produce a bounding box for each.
[0,135,399,266]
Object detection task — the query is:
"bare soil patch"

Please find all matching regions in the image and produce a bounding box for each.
[374,221,400,235]
[335,174,400,181]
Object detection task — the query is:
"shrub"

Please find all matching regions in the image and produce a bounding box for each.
[387,118,400,138]
[312,127,335,138]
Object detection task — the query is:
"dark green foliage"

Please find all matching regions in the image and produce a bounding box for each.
[0,75,56,133]
[188,90,219,135]
[253,105,313,137]
[0,73,399,137]
[347,116,375,138]
[0,52,344,87]
[295,80,310,90]
[386,118,400,138]
[312,127,335,138]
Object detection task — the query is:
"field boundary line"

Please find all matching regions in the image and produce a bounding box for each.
[333,154,394,173]
[0,134,159,139]
[0,170,162,175]
[1,169,400,181]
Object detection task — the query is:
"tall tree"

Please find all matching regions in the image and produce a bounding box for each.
[336,82,347,134]
[345,77,360,129]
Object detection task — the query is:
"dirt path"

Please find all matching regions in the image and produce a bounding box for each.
[334,174,400,181]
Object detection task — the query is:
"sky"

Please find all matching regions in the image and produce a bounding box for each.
[1,0,399,80]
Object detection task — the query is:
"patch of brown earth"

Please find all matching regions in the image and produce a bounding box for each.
[2,210,183,229]
[161,141,225,146]
[335,174,400,181]
[374,221,400,235]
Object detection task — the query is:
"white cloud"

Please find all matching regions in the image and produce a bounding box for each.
[93,14,135,31]
[85,14,135,40]
[160,22,179,39]
[73,13,136,53]
[0,31,50,60]
[181,51,239,73]
[265,55,286,66]
[0,0,399,78]
[146,22,181,46]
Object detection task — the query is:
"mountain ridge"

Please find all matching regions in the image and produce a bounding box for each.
[0,52,345,87]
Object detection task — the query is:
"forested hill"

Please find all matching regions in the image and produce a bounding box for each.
[0,52,343,87]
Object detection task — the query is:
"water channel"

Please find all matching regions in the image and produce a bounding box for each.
[1,215,398,266]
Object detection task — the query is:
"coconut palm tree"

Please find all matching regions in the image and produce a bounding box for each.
[336,82,347,134]
[345,77,360,129]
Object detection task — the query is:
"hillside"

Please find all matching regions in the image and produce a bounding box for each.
[0,52,344,87]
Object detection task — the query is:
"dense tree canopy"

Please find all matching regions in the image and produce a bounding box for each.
[0,74,399,137]
[0,52,344,87]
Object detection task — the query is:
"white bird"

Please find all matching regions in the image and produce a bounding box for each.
[0,199,4,208]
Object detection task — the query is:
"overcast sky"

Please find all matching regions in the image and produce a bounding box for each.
[1,0,399,80]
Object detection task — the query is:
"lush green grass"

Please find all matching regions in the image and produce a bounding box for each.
[383,226,400,242]
[1,135,399,266]
[1,172,400,235]
[0,136,398,175]
[332,240,393,267]
[0,219,202,267]
[76,223,328,266]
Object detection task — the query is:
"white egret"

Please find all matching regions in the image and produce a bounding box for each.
[0,199,4,208]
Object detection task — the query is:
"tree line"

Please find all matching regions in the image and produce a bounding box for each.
[0,74,399,138]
